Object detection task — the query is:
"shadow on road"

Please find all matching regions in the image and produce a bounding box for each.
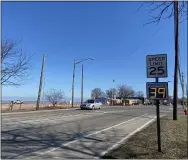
[1,112,157,159]
[1,120,118,159]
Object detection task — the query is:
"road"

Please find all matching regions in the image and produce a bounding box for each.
[1,105,183,159]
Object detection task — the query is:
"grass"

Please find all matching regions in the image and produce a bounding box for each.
[1,104,79,113]
[103,116,188,159]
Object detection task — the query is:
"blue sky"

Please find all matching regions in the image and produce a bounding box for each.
[2,2,187,101]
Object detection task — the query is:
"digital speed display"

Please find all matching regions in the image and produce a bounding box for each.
[146,82,168,100]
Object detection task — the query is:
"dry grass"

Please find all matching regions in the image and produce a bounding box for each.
[1,103,79,113]
[103,116,188,159]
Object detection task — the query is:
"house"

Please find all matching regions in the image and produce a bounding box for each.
[116,97,145,105]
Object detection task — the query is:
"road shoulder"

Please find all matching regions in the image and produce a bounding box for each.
[16,114,156,159]
[102,115,187,159]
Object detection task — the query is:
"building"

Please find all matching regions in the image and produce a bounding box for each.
[116,97,145,105]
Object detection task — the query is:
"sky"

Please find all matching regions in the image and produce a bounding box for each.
[2,2,187,101]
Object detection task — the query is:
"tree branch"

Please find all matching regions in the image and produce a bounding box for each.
[1,39,31,86]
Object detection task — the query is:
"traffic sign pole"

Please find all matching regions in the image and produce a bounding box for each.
[156,77,161,152]
[146,53,168,152]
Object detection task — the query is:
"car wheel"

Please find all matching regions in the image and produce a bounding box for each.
[99,106,101,110]
[92,106,95,110]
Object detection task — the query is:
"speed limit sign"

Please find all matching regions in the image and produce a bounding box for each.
[146,54,167,78]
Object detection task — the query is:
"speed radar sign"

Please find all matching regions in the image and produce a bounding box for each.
[146,82,168,100]
[146,54,167,78]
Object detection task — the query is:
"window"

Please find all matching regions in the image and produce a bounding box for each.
[85,100,94,103]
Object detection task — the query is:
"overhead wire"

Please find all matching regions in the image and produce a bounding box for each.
[126,26,162,58]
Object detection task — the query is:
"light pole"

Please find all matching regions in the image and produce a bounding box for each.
[112,79,115,106]
[71,58,94,107]
[81,64,84,104]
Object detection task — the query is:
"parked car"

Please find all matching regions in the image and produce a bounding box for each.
[80,99,102,110]
[13,100,23,104]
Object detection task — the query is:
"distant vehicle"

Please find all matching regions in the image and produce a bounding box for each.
[13,100,23,104]
[80,99,102,110]
[125,99,139,105]
[167,103,172,106]
[144,101,152,105]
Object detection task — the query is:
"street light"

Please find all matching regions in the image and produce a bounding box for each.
[72,58,94,107]
[112,79,115,106]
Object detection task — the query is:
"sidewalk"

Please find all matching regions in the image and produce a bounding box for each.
[16,114,156,159]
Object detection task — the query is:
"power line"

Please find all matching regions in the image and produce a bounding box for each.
[126,26,162,57]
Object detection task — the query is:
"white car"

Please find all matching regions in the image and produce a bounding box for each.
[80,99,102,110]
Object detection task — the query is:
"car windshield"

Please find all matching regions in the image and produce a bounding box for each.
[85,100,94,103]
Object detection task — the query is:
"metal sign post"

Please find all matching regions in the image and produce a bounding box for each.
[146,54,168,152]
[155,78,161,152]
[146,81,168,151]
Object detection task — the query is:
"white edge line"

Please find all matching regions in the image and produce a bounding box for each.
[24,114,148,159]
[99,116,157,158]
[63,114,148,146]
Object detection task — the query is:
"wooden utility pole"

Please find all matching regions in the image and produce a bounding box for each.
[72,59,76,107]
[81,64,84,104]
[36,54,46,110]
[173,1,179,120]
[42,77,46,106]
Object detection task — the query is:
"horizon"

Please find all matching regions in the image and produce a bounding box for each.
[2,2,187,100]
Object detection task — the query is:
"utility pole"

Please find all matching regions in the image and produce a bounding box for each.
[173,1,180,120]
[36,54,46,110]
[42,77,46,106]
[81,64,84,104]
[72,59,76,108]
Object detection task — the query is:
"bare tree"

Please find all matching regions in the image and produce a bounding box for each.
[91,88,105,99]
[1,39,31,86]
[136,91,144,98]
[45,89,64,107]
[117,85,135,99]
[106,88,117,99]
[139,1,187,26]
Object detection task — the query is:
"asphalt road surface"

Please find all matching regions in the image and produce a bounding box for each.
[1,105,184,159]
